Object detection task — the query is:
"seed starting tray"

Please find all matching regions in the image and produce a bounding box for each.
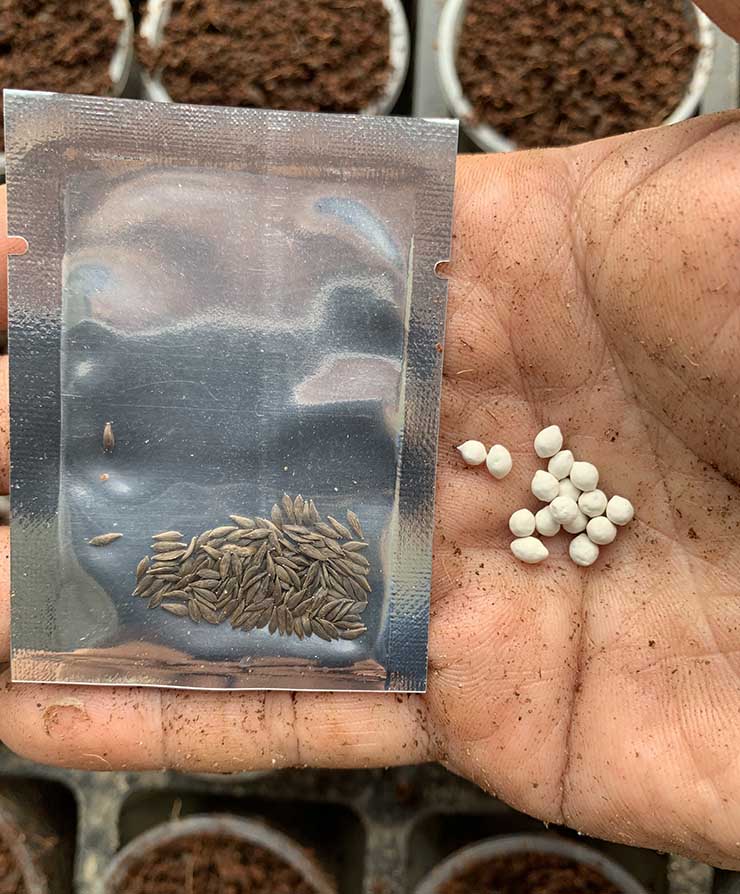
[0,744,735,894]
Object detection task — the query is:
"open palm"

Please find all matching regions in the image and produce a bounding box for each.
[0,111,738,869]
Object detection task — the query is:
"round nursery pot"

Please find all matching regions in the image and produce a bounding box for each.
[103,814,337,894]
[139,0,409,115]
[437,0,714,152]
[0,785,71,894]
[0,0,134,177]
[413,833,649,894]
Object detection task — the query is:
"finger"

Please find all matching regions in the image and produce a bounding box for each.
[0,673,431,772]
[696,0,740,39]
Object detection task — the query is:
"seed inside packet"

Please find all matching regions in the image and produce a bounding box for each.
[134,496,370,642]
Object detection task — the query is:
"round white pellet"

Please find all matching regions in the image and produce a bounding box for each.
[509,508,536,537]
[570,461,599,492]
[534,424,563,458]
[562,508,588,534]
[456,440,487,466]
[586,516,617,545]
[531,470,560,502]
[569,533,600,567]
[606,495,634,526]
[558,478,581,501]
[547,449,574,480]
[549,495,579,524]
[578,489,608,518]
[535,506,560,537]
[486,444,513,479]
[511,536,549,564]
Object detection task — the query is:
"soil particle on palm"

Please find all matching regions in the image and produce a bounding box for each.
[0,0,121,152]
[139,0,391,113]
[438,851,622,894]
[456,0,698,147]
[0,834,25,894]
[113,833,320,894]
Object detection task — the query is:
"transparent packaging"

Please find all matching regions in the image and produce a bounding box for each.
[6,90,457,691]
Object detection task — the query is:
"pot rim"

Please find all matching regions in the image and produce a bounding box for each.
[0,0,134,178]
[436,0,716,152]
[101,813,337,894]
[139,0,410,116]
[412,832,650,894]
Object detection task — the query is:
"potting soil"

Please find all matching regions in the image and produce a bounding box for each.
[456,0,698,147]
[438,851,622,894]
[114,833,320,894]
[0,0,120,152]
[138,0,391,113]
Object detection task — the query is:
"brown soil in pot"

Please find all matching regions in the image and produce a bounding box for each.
[438,851,622,894]
[0,0,121,152]
[138,0,391,113]
[111,832,321,894]
[0,834,26,894]
[456,0,699,148]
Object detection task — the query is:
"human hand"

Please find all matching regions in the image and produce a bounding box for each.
[0,109,739,867]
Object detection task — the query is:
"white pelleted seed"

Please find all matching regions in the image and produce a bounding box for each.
[558,478,581,501]
[578,489,607,518]
[562,508,588,534]
[499,422,635,569]
[548,449,574,480]
[486,444,513,479]
[570,461,599,492]
[509,508,536,537]
[586,516,617,545]
[535,506,560,537]
[457,440,487,465]
[606,495,634,525]
[532,470,560,502]
[534,424,563,458]
[569,533,600,566]
[549,495,579,524]
[511,536,549,564]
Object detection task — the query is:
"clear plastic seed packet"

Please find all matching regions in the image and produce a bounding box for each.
[5,90,457,692]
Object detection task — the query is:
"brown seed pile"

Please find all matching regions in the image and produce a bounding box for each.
[456,0,698,148]
[132,495,369,642]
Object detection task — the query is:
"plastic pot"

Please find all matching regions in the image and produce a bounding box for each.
[139,0,409,115]
[437,0,715,152]
[413,833,650,894]
[0,783,73,894]
[103,813,337,894]
[0,0,134,178]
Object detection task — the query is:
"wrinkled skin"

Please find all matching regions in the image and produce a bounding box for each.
[1,33,739,869]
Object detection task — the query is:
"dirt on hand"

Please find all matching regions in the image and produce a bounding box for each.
[138,0,391,113]
[0,0,122,152]
[438,851,622,894]
[456,0,698,148]
[113,832,321,894]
